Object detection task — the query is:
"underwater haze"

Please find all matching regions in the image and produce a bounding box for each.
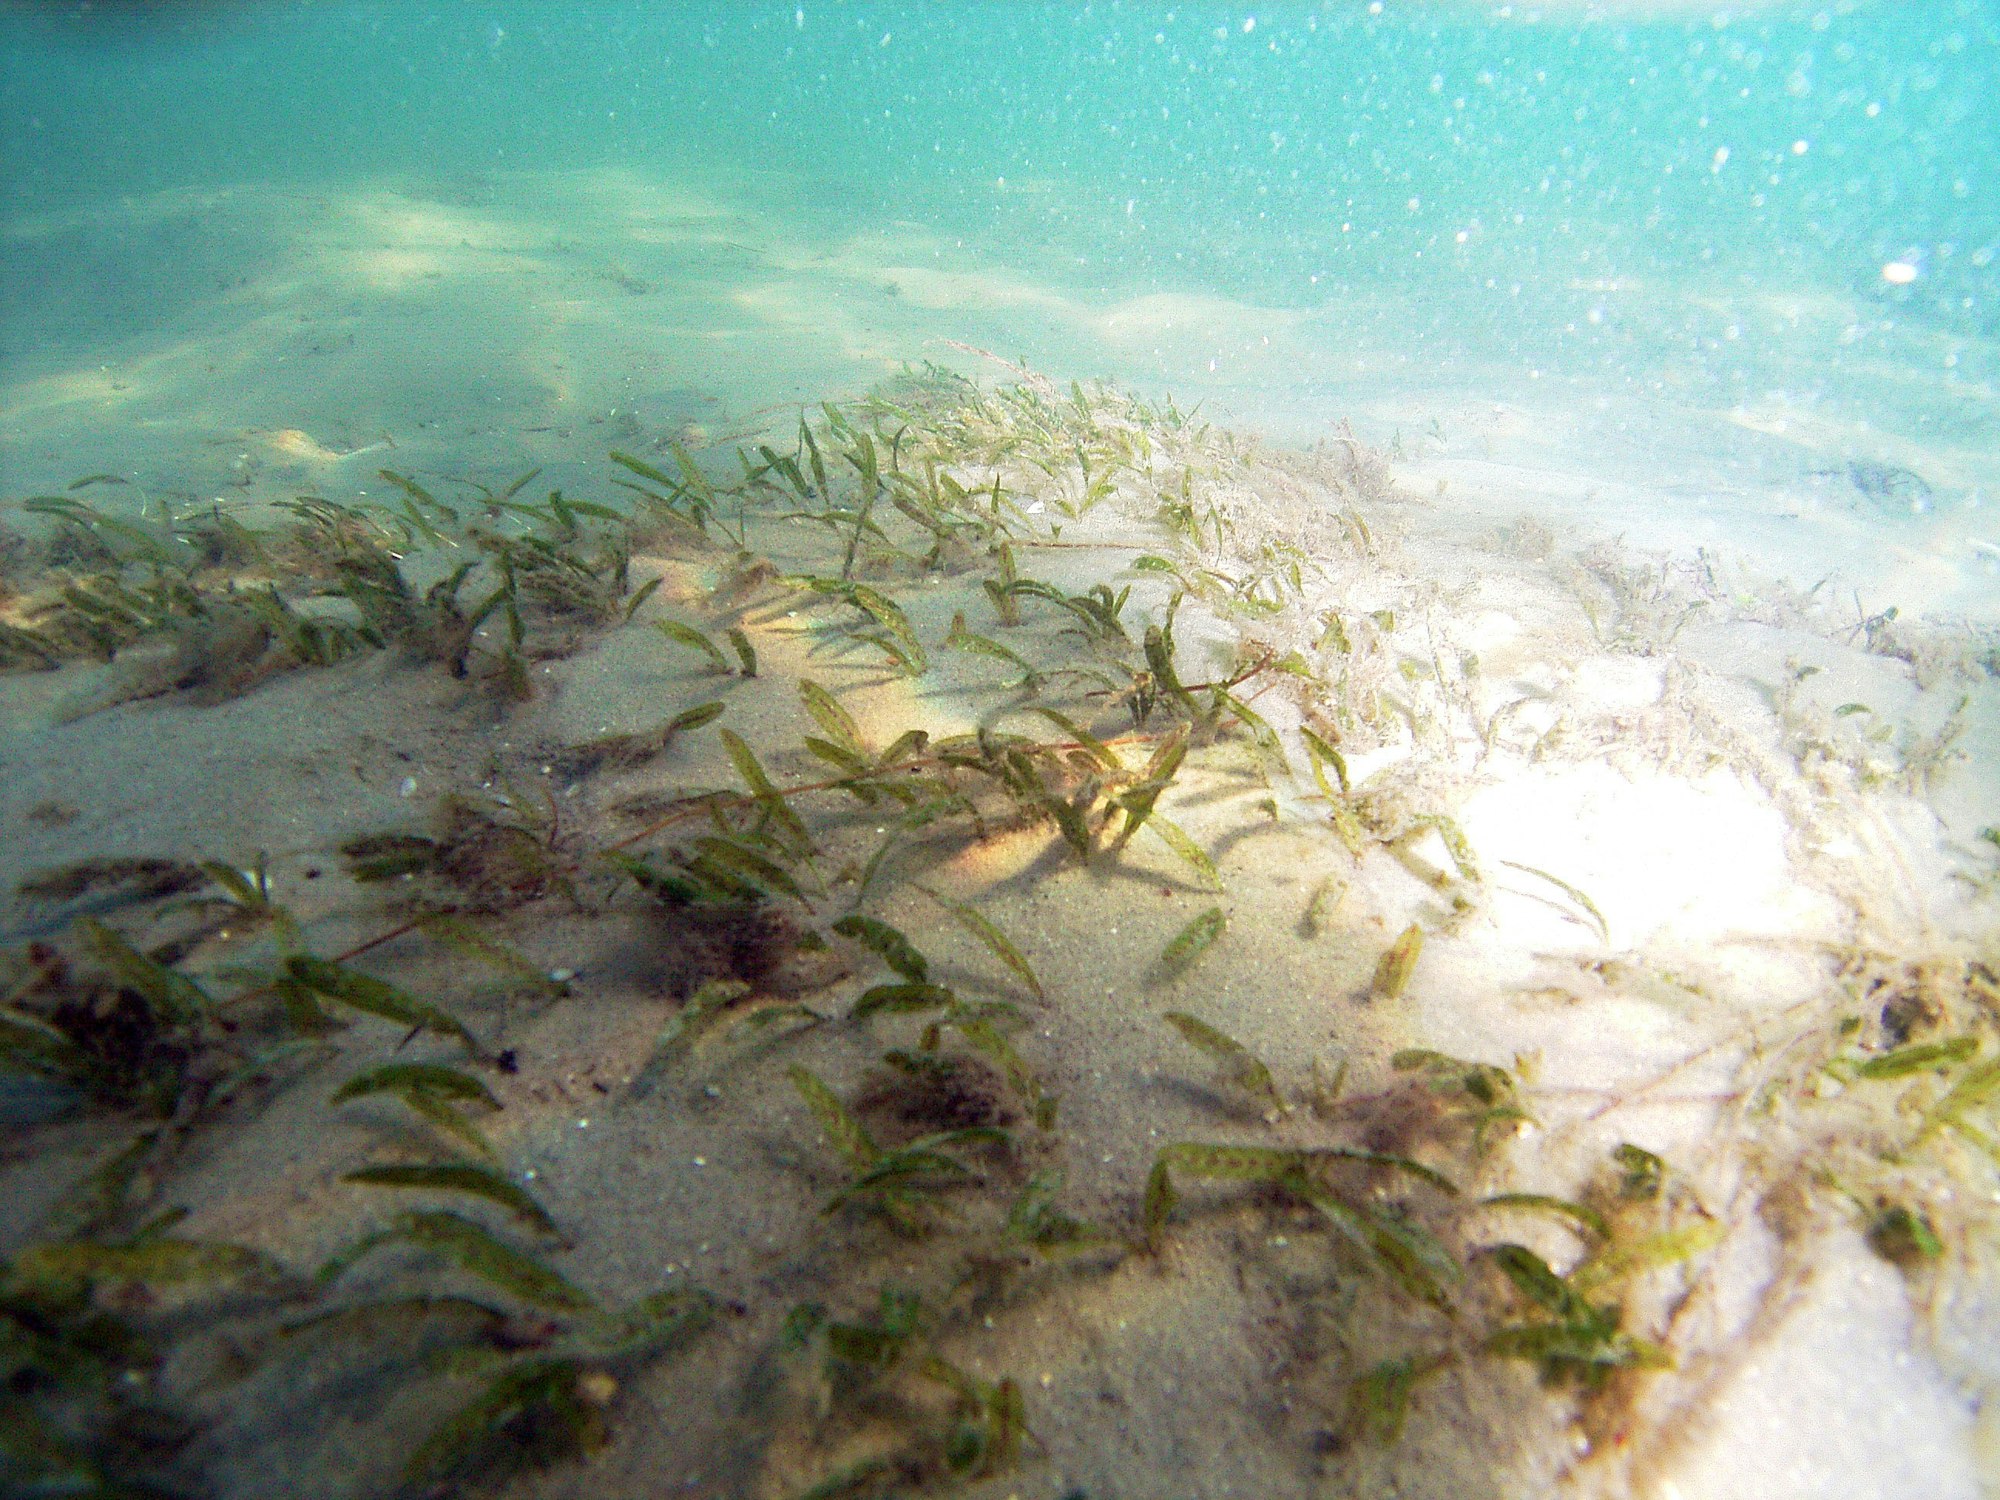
[5,3,1998,442]
[3,4,2000,1500]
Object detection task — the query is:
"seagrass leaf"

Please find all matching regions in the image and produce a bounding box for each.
[344,1163,557,1235]
[284,956,475,1048]
[573,1286,716,1358]
[609,450,678,489]
[657,620,730,672]
[799,679,864,756]
[1031,708,1122,771]
[15,1235,284,1292]
[1351,1353,1449,1444]
[1855,1035,1978,1079]
[852,982,956,1018]
[944,613,1042,687]
[1140,815,1221,893]
[1570,1219,1723,1294]
[403,1357,599,1487]
[76,919,208,1025]
[830,913,929,981]
[280,1294,510,1345]
[787,1064,879,1170]
[718,729,812,848]
[1300,725,1350,796]
[399,1092,500,1161]
[1163,1011,1282,1116]
[690,836,810,906]
[622,575,663,621]
[667,700,727,735]
[1486,1243,1579,1315]
[415,914,554,988]
[1159,907,1226,974]
[848,584,927,674]
[726,626,758,678]
[332,1063,499,1111]
[918,887,1043,1000]
[1370,925,1424,1001]
[323,1209,593,1311]
[634,979,750,1089]
[1499,860,1607,943]
[1479,1194,1609,1240]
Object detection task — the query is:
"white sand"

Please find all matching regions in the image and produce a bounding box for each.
[2,167,1996,1499]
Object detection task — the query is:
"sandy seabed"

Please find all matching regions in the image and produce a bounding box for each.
[2,168,1998,1500]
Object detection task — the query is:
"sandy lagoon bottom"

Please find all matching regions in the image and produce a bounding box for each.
[2,356,1997,1500]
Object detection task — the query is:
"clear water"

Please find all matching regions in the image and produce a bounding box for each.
[3,2,1994,425]
[3,6,1998,1499]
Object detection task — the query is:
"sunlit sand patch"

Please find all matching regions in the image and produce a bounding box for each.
[933,819,1060,885]
[288,190,573,296]
[3,365,137,413]
[724,277,938,368]
[1458,758,1838,974]
[262,428,389,464]
[343,191,533,253]
[1092,289,1306,347]
[0,181,265,245]
[1643,1232,1985,1500]
[347,246,453,287]
[863,265,1077,316]
[553,164,748,228]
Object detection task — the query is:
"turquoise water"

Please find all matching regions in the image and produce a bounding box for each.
[4,8,2000,1498]
[3,1,1994,373]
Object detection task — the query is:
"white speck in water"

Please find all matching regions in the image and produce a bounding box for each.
[1882,260,1919,285]
[549,968,576,984]
[693,1156,707,1167]
[576,1118,589,1129]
